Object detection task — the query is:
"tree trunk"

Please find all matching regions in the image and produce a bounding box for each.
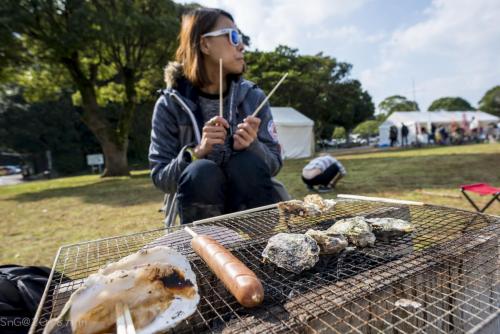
[101,139,130,177]
[62,55,131,177]
[77,87,131,177]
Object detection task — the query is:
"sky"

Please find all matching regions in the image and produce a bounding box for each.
[175,0,500,112]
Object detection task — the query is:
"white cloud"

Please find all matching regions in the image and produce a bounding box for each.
[177,0,368,50]
[361,0,500,109]
[309,26,385,46]
[177,0,500,111]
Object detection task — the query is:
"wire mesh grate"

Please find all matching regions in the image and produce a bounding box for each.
[32,200,499,333]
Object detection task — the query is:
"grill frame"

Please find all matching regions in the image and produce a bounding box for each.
[30,198,500,334]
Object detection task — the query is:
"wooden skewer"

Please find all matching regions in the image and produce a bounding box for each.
[185,226,198,237]
[252,72,288,117]
[116,302,136,334]
[337,194,424,206]
[219,58,223,118]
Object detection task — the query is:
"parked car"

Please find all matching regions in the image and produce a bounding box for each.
[0,165,22,175]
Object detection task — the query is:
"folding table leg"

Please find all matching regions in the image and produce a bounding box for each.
[479,193,500,213]
[461,189,481,212]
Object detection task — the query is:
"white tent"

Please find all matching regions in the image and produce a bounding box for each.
[379,111,499,146]
[270,107,314,159]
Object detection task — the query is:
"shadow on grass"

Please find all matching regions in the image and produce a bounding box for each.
[7,175,164,207]
[280,153,500,198]
[7,153,500,208]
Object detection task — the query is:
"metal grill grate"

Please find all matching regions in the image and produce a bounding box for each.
[31,200,500,334]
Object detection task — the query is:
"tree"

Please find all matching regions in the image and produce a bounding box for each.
[478,85,500,117]
[0,91,100,174]
[428,97,473,111]
[332,127,346,140]
[245,46,374,139]
[353,120,380,139]
[330,80,374,139]
[0,0,181,176]
[378,95,419,115]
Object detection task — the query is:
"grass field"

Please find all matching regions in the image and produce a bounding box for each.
[1,143,499,267]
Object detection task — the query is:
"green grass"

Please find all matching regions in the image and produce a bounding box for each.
[1,143,499,267]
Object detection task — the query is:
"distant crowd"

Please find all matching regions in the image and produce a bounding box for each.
[389,118,499,147]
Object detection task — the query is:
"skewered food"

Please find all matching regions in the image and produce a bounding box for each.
[262,233,320,273]
[43,246,199,334]
[305,229,348,255]
[327,216,376,247]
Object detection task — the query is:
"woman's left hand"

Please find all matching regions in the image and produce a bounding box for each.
[233,116,261,151]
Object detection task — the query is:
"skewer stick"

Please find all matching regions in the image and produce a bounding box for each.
[116,302,136,334]
[219,58,223,118]
[184,226,198,238]
[252,72,288,117]
[337,194,424,206]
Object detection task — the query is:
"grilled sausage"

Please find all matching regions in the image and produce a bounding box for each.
[191,235,264,307]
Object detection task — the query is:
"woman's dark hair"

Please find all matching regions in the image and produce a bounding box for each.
[176,8,234,88]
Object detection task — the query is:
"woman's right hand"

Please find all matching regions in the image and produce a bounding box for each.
[193,116,229,158]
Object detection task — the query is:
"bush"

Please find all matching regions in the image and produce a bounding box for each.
[353,120,380,138]
[332,127,346,139]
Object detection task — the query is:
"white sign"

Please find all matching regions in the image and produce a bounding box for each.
[86,154,104,166]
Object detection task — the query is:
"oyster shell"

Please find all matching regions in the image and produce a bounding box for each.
[327,216,376,247]
[277,200,321,217]
[44,246,199,334]
[262,233,320,273]
[277,196,336,226]
[305,229,348,255]
[365,217,414,240]
[303,194,336,213]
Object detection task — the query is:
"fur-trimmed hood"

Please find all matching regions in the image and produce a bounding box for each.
[164,61,184,89]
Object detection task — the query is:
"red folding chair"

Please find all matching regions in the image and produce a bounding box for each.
[460,183,500,213]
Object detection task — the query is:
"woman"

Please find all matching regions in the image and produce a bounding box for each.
[149,8,283,224]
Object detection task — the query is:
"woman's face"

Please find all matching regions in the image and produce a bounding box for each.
[201,15,245,75]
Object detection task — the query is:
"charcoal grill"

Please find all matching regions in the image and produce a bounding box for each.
[30,196,500,334]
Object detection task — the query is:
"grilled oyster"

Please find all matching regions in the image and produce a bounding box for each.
[305,229,348,255]
[277,196,336,227]
[303,194,336,213]
[327,216,376,247]
[44,246,199,334]
[277,200,321,217]
[262,233,320,273]
[366,217,414,240]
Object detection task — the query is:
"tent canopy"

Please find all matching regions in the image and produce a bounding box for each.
[380,111,499,128]
[270,107,314,159]
[378,111,499,147]
[270,107,314,126]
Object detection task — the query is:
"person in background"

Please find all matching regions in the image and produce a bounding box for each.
[389,125,398,147]
[430,123,437,144]
[437,125,448,145]
[470,116,479,142]
[420,127,429,144]
[302,154,346,193]
[401,123,409,147]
